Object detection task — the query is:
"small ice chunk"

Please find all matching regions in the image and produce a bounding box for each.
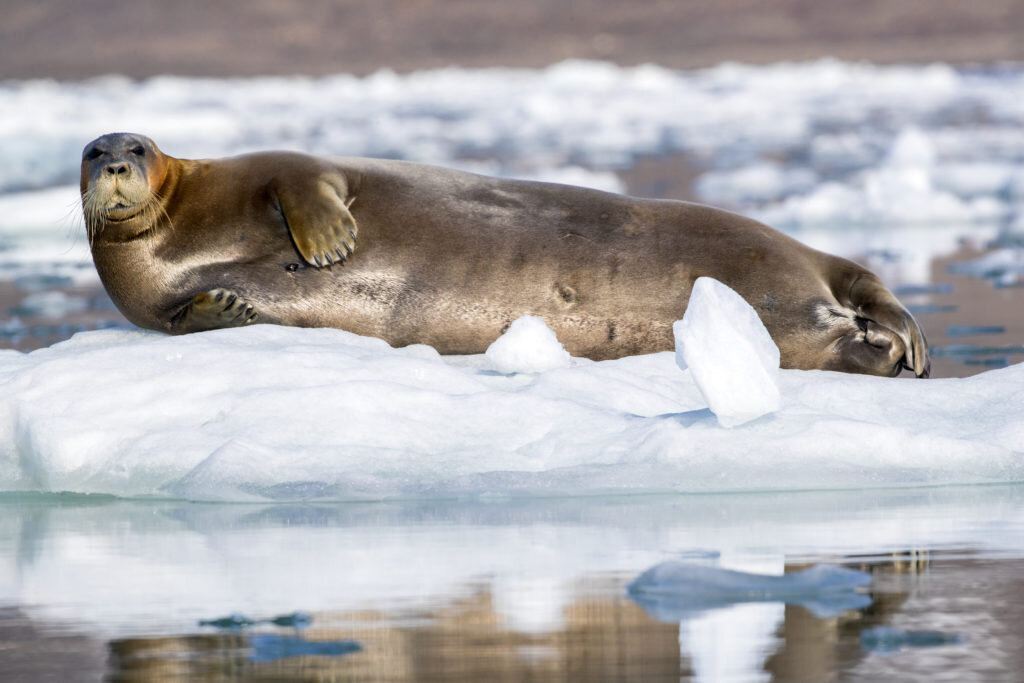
[11,291,88,318]
[885,127,936,168]
[673,277,781,427]
[486,315,571,374]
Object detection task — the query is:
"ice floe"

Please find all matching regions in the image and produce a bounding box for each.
[1,292,1023,501]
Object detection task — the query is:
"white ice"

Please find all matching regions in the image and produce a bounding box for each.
[674,277,781,428]
[1,311,1023,501]
[485,315,572,374]
[755,127,1011,229]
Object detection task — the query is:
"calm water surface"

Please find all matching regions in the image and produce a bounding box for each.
[2,487,1024,681]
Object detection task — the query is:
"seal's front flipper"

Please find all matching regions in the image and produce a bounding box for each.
[277,173,358,268]
[172,288,259,333]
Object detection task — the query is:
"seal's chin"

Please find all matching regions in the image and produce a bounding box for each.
[103,202,144,222]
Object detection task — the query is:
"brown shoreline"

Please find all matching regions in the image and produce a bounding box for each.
[3,0,1024,81]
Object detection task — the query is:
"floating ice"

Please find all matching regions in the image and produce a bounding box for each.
[485,315,571,374]
[674,277,780,428]
[757,127,1012,228]
[12,274,75,292]
[696,162,817,204]
[627,562,872,618]
[2,59,1024,283]
[948,248,1024,286]
[9,291,88,318]
[2,323,1024,502]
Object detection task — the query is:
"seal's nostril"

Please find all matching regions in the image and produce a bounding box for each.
[105,164,129,175]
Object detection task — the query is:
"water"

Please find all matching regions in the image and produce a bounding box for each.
[2,488,1023,681]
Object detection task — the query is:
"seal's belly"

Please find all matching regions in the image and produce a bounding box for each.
[287,229,689,357]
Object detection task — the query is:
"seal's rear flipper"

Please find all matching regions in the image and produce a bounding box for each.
[171,288,259,333]
[277,173,358,268]
[848,274,930,378]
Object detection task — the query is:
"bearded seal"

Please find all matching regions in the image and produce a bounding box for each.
[80,132,929,377]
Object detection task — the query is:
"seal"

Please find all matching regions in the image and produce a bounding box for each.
[81,132,929,377]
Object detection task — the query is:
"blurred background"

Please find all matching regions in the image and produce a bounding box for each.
[2,0,1024,376]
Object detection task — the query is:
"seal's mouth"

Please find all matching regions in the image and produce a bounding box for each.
[82,183,159,246]
[103,201,142,222]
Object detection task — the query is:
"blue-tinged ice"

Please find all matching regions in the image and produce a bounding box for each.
[674,277,781,428]
[628,562,872,619]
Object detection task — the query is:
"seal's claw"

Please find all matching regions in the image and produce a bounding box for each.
[278,172,357,269]
[172,288,261,333]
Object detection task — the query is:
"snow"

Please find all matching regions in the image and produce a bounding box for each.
[486,315,572,374]
[674,278,781,428]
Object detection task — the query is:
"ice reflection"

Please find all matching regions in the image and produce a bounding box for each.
[628,562,872,619]
[0,489,1022,679]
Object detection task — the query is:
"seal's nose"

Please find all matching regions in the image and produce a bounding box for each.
[105,163,129,175]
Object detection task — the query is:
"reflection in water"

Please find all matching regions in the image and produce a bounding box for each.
[860,626,966,654]
[97,557,939,681]
[108,590,683,681]
[1,490,1017,680]
[247,633,362,663]
[628,562,872,619]
[199,612,313,630]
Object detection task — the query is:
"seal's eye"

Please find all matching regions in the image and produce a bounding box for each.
[86,147,103,161]
[131,146,146,156]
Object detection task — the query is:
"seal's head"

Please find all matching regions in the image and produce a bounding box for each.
[81,132,169,243]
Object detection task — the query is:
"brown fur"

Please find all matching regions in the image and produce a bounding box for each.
[81,133,929,377]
